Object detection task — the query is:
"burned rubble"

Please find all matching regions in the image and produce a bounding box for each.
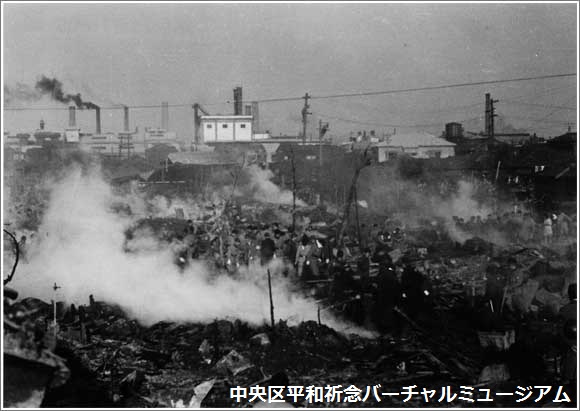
[4,171,577,407]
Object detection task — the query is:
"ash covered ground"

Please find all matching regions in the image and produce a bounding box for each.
[3,153,577,408]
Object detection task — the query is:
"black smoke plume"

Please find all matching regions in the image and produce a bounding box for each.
[5,75,98,109]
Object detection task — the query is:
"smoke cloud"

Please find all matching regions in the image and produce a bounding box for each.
[238,165,306,206]
[4,75,97,109]
[11,166,369,336]
[357,162,511,245]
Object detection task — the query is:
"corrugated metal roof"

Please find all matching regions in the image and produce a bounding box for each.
[375,132,455,148]
[168,151,239,166]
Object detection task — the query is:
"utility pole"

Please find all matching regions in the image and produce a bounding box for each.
[354,185,361,245]
[318,120,323,168]
[193,104,201,146]
[52,282,61,328]
[301,93,311,144]
[290,146,297,231]
[490,97,498,140]
[485,93,498,140]
[267,269,275,329]
[485,93,491,137]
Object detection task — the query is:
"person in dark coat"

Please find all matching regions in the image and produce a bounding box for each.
[373,262,401,333]
[559,283,577,384]
[400,263,427,319]
[260,232,276,266]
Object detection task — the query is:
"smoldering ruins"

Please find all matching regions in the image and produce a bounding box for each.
[2,3,578,409]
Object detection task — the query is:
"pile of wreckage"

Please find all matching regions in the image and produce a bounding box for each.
[4,216,576,407]
[3,192,576,407]
[3,287,70,408]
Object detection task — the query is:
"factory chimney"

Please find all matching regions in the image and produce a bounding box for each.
[251,101,259,133]
[161,102,169,130]
[123,105,130,132]
[95,105,101,134]
[69,106,76,128]
[233,87,243,115]
[40,119,45,130]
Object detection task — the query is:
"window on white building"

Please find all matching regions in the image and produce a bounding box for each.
[207,124,212,129]
[222,124,228,129]
[240,124,246,128]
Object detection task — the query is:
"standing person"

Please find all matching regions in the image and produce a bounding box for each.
[373,262,401,333]
[400,261,429,319]
[295,234,312,278]
[543,214,553,245]
[260,232,276,266]
[282,234,297,276]
[559,284,577,385]
[357,248,372,281]
[521,213,536,244]
[557,211,571,239]
[309,237,322,278]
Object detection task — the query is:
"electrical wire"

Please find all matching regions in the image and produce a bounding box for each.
[4,72,575,111]
[502,101,576,111]
[315,111,484,129]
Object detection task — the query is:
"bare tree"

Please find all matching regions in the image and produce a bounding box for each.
[338,145,371,245]
[3,229,20,286]
[226,153,246,212]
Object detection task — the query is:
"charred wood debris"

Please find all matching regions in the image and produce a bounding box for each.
[4,195,578,408]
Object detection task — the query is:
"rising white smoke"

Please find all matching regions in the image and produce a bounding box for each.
[240,165,306,206]
[360,165,509,245]
[11,167,370,336]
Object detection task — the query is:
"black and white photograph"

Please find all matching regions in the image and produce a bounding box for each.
[2,1,578,408]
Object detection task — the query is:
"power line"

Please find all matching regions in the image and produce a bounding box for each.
[248,72,576,103]
[308,72,576,101]
[500,84,574,101]
[3,103,196,111]
[4,72,575,111]
[502,101,576,111]
[315,111,483,129]
[534,96,577,124]
[498,115,573,125]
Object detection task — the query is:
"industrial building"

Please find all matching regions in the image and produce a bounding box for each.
[345,131,456,162]
[200,115,254,143]
[375,132,456,161]
[444,122,464,142]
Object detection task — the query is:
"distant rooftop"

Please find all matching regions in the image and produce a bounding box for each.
[168,151,239,166]
[200,115,253,120]
[376,132,455,147]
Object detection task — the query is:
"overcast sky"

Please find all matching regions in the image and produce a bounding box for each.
[3,3,577,140]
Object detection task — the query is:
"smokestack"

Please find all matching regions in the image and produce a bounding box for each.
[251,101,259,133]
[69,106,76,128]
[123,106,129,132]
[40,119,45,130]
[95,106,101,134]
[161,102,169,130]
[233,87,243,116]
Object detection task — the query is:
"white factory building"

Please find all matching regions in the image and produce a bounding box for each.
[200,115,252,142]
[200,115,270,143]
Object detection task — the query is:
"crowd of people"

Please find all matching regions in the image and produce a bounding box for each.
[133,202,435,334]
[451,209,576,245]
